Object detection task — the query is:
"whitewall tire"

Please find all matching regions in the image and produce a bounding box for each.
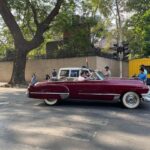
[44,99,58,106]
[122,92,140,109]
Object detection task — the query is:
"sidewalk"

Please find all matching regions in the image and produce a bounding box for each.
[0,82,28,88]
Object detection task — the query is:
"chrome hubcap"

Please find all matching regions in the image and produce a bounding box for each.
[126,95,137,105]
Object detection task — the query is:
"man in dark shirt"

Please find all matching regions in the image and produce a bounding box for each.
[52,69,57,81]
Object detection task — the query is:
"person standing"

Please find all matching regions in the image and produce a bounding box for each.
[103,66,111,78]
[30,73,37,85]
[140,65,147,76]
[45,74,50,81]
[51,69,57,81]
[138,67,146,83]
[140,65,148,83]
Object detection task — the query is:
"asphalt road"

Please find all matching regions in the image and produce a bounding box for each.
[0,87,150,150]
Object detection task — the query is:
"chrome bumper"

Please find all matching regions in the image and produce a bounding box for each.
[142,91,150,102]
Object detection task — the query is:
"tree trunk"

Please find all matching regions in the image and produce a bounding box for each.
[9,49,27,85]
[0,0,64,86]
[115,0,122,46]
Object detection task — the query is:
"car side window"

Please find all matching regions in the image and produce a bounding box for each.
[70,70,79,77]
[60,70,69,77]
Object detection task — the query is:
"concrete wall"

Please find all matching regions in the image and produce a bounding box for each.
[96,57,128,77]
[122,61,129,77]
[0,56,128,82]
[25,57,96,81]
[0,61,13,82]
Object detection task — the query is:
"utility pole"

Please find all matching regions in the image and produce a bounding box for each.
[119,50,123,78]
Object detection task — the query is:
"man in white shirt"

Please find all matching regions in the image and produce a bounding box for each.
[103,66,111,78]
[78,71,87,81]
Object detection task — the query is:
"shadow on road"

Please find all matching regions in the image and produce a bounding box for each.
[38,99,150,112]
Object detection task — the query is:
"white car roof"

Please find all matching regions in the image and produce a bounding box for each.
[59,67,89,70]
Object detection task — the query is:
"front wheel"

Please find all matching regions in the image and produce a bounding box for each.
[44,99,58,106]
[121,92,140,109]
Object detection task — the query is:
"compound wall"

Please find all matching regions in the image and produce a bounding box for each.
[0,56,128,82]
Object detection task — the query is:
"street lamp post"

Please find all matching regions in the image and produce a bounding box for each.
[117,46,124,78]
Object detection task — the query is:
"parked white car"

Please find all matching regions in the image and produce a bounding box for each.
[57,67,91,80]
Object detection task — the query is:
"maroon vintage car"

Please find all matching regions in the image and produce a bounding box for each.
[27,71,150,109]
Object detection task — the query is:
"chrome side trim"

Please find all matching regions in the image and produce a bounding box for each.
[30,92,69,99]
[30,92,69,95]
[79,93,120,96]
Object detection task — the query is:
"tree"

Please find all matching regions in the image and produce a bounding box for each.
[91,0,129,45]
[141,10,150,56]
[126,0,150,14]
[0,18,15,60]
[47,0,101,58]
[125,0,150,57]
[0,0,64,85]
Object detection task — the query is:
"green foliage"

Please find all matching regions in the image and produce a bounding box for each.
[122,0,150,58]
[0,19,14,59]
[141,10,150,56]
[124,9,150,57]
[52,15,98,57]
[6,0,54,40]
[0,0,120,60]
[0,0,103,59]
[126,0,150,14]
[48,0,102,58]
[90,0,112,17]
[0,0,58,59]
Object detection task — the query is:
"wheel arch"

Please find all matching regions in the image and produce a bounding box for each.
[35,84,70,100]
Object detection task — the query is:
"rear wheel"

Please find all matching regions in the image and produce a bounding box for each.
[44,99,58,106]
[121,92,140,109]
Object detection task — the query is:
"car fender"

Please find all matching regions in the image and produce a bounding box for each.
[40,84,70,100]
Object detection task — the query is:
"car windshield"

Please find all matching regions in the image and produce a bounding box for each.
[94,71,105,80]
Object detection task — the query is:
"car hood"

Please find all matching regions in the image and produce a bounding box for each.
[105,78,145,86]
